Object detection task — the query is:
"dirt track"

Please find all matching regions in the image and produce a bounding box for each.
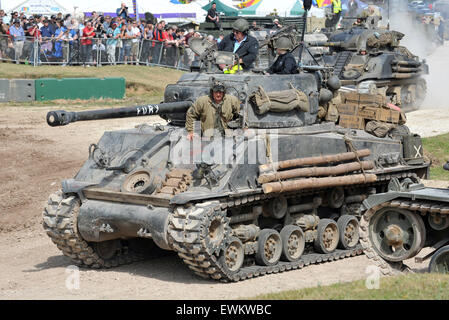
[0,105,443,300]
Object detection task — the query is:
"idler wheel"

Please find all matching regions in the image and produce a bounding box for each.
[219,237,244,274]
[280,225,305,262]
[337,215,360,249]
[255,229,282,266]
[429,245,449,274]
[314,219,339,254]
[368,207,426,262]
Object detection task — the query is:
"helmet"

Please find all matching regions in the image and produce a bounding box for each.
[275,37,293,51]
[212,81,226,93]
[232,18,249,33]
[327,75,342,91]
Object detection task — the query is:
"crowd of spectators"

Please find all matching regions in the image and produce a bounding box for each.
[0,6,218,68]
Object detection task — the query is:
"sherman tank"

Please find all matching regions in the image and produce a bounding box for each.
[308,23,429,112]
[42,32,431,283]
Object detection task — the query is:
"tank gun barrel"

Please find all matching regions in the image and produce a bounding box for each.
[47,101,192,127]
[307,41,344,47]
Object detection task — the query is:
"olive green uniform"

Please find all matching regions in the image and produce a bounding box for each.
[185,95,240,136]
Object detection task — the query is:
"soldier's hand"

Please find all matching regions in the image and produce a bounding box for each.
[187,132,195,141]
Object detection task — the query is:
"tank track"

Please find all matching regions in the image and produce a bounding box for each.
[42,190,146,268]
[360,197,448,276]
[168,200,363,282]
[168,170,421,282]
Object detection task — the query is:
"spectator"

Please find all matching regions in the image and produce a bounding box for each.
[131,20,141,64]
[163,26,177,66]
[0,21,11,60]
[60,26,78,66]
[103,16,112,30]
[141,23,154,65]
[53,20,65,61]
[116,3,130,20]
[273,19,283,29]
[123,23,133,64]
[251,21,261,31]
[9,19,25,63]
[49,15,57,34]
[117,24,127,63]
[106,23,121,65]
[27,21,42,65]
[206,3,222,30]
[152,22,166,64]
[40,19,54,57]
[81,21,95,67]
[0,10,6,23]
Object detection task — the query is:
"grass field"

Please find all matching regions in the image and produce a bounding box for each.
[0,63,184,108]
[423,133,449,180]
[251,273,449,300]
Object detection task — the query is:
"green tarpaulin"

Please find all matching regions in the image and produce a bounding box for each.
[202,0,239,17]
[290,0,305,15]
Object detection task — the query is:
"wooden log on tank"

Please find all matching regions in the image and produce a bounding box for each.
[258,160,375,184]
[262,174,377,194]
[259,149,371,174]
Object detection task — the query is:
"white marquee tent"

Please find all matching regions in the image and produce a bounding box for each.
[1,0,207,22]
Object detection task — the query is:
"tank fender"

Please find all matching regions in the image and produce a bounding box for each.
[77,200,171,250]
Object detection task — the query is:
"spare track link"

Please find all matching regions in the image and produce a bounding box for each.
[360,197,447,276]
[168,200,363,282]
[42,190,145,268]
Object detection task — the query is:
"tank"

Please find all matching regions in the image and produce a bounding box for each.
[42,30,431,283]
[308,24,429,112]
[361,161,449,275]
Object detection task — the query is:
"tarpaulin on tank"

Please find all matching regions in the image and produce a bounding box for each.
[250,85,309,115]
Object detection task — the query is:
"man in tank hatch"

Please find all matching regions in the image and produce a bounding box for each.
[185,81,240,139]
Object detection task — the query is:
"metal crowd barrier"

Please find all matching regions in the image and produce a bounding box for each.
[0,34,194,70]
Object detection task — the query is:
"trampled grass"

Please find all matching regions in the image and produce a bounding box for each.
[251,273,449,300]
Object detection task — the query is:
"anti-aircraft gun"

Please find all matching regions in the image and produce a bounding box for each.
[42,6,431,282]
[307,25,429,112]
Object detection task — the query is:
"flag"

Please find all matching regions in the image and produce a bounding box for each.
[316,0,332,7]
[133,0,138,19]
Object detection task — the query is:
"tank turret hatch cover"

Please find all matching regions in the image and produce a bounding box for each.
[188,37,217,56]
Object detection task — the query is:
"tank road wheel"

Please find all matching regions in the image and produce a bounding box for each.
[337,215,360,250]
[218,237,244,274]
[429,246,449,274]
[42,190,145,268]
[368,207,426,263]
[314,219,339,254]
[255,229,283,266]
[280,225,305,262]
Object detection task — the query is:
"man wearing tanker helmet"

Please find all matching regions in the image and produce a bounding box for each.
[217,18,259,71]
[185,81,240,139]
[266,37,299,75]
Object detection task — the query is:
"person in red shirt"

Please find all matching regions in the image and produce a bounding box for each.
[151,22,167,64]
[27,23,42,65]
[81,21,95,67]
